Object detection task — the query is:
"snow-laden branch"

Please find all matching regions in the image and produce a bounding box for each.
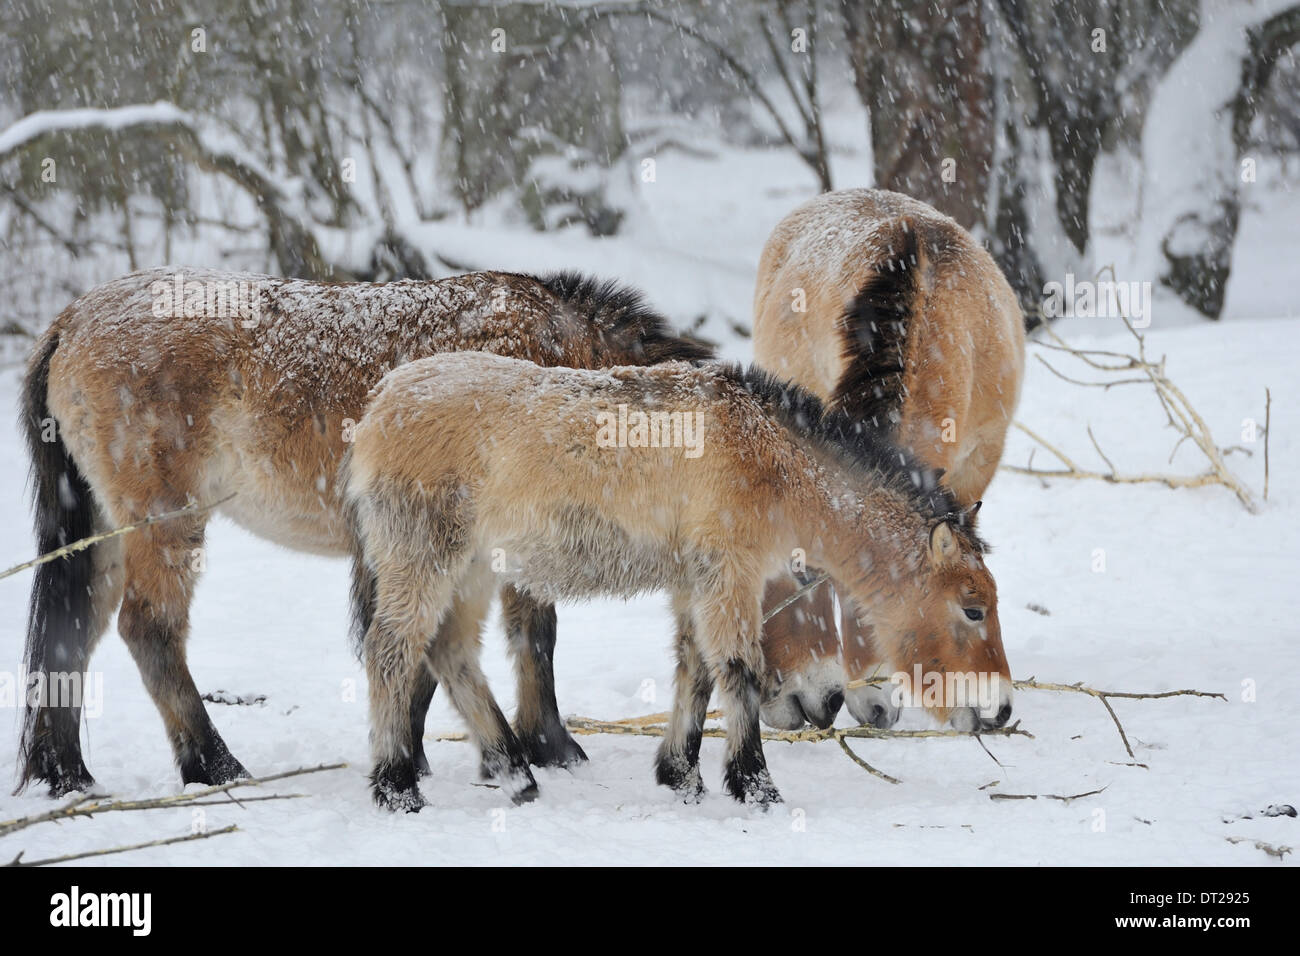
[0,102,188,157]
[0,102,335,279]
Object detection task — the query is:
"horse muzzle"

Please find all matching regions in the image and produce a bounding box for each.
[761,687,844,731]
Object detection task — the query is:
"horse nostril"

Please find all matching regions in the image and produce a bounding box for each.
[994,703,1012,728]
[824,690,844,719]
[807,697,837,730]
[868,704,890,729]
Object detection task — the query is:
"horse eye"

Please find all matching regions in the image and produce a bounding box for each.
[963,608,985,622]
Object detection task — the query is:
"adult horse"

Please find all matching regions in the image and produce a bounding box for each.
[17,267,710,796]
[752,189,1025,730]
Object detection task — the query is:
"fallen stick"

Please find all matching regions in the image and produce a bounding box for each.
[1225,836,1291,860]
[1013,680,1226,701]
[1011,679,1226,761]
[440,678,1215,768]
[435,718,1030,745]
[989,787,1107,803]
[836,736,901,785]
[1003,422,1231,492]
[842,676,1225,761]
[1008,279,1259,512]
[0,762,346,838]
[435,717,1030,788]
[1264,387,1271,502]
[7,825,239,867]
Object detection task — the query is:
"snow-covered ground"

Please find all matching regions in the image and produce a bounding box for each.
[0,139,1295,866]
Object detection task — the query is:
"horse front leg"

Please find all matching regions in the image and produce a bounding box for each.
[696,581,781,808]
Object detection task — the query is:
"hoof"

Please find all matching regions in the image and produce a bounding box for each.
[373,783,426,813]
[656,753,707,803]
[500,766,540,806]
[24,750,96,798]
[725,766,782,810]
[482,753,540,805]
[510,779,540,806]
[372,761,425,813]
[179,743,250,787]
[519,725,588,768]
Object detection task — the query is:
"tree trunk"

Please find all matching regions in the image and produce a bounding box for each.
[841,0,992,230]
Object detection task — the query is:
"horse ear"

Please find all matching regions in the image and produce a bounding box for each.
[929,521,959,566]
[964,499,983,528]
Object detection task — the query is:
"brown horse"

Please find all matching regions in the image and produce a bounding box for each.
[752,189,1024,730]
[343,352,1001,810]
[17,266,710,796]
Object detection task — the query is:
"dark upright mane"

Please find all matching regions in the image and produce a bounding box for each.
[721,362,984,552]
[532,271,714,365]
[829,220,920,431]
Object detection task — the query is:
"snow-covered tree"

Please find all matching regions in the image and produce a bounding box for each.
[1140,0,1300,317]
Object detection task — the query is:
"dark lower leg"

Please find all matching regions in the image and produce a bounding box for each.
[18,532,121,797]
[502,585,586,767]
[22,637,98,795]
[409,658,437,777]
[719,660,781,807]
[365,616,426,812]
[439,661,537,805]
[22,693,94,797]
[655,613,713,799]
[119,599,249,786]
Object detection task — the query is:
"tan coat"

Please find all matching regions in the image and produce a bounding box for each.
[345,353,1003,808]
[18,266,709,795]
[752,189,1024,728]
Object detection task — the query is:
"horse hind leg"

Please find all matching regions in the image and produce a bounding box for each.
[408,663,437,778]
[502,584,587,768]
[655,596,713,801]
[19,509,124,796]
[428,569,537,804]
[349,493,439,780]
[364,560,455,812]
[117,518,249,786]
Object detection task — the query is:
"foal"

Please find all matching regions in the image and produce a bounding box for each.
[344,352,1002,810]
[752,189,1025,730]
[18,267,709,796]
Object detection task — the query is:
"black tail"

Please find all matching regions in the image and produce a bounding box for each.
[829,220,923,431]
[17,331,98,794]
[533,271,715,365]
[340,450,377,661]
